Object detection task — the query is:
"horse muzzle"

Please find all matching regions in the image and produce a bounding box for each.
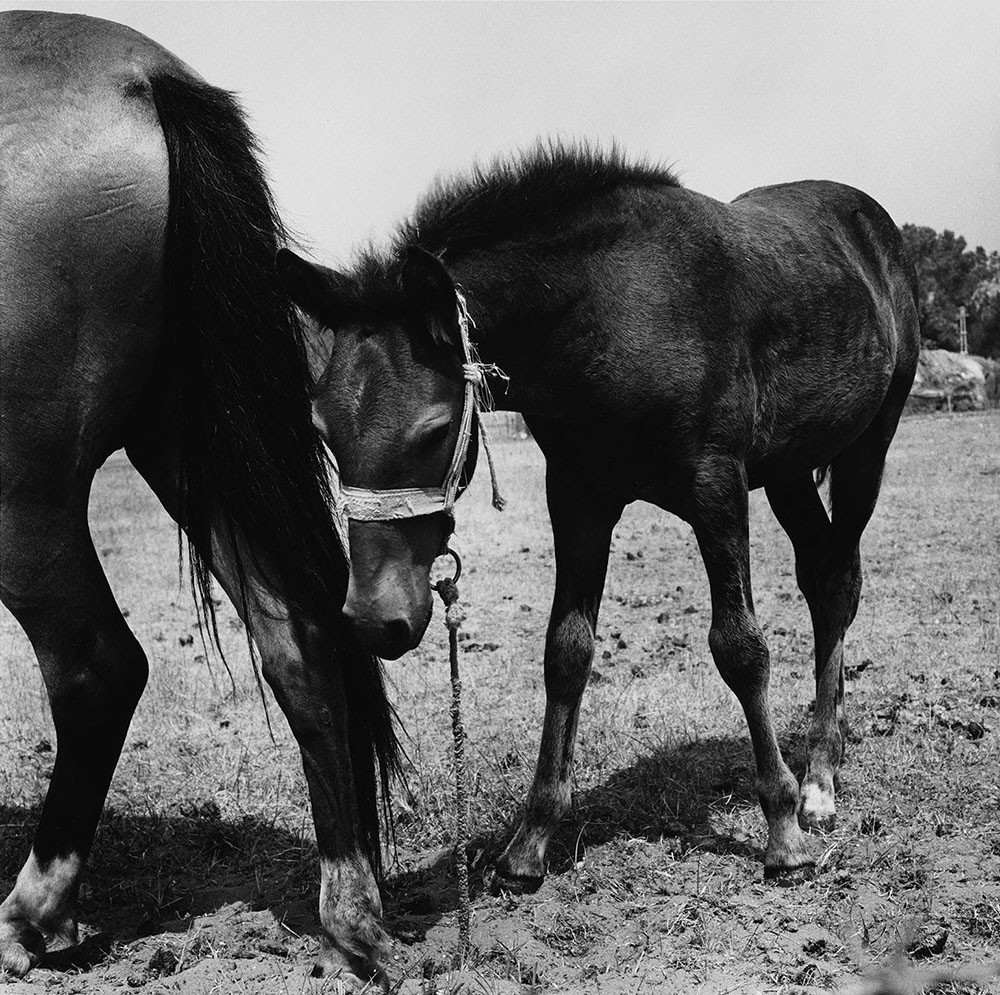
[343,571,433,660]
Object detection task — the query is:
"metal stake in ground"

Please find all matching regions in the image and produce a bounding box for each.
[434,549,471,962]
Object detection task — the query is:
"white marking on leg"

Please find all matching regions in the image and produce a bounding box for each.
[799,782,836,823]
[1,850,81,940]
[318,853,385,964]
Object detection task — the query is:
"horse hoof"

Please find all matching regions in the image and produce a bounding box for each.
[0,921,45,978]
[310,963,388,994]
[799,810,837,833]
[486,866,544,897]
[311,944,387,993]
[763,862,816,886]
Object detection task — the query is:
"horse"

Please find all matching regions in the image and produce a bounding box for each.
[0,11,399,988]
[277,143,920,890]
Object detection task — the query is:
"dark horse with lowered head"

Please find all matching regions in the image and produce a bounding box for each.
[278,144,919,890]
[1,11,399,988]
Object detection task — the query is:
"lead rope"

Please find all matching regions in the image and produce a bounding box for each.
[457,289,507,514]
[434,551,471,963]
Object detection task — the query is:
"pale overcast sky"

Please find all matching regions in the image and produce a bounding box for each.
[10,1,1000,262]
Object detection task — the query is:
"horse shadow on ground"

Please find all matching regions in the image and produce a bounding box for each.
[0,799,324,973]
[0,728,808,971]
[382,726,812,940]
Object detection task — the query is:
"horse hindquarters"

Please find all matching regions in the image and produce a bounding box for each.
[0,46,169,971]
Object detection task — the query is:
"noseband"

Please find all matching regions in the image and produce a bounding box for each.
[335,290,505,527]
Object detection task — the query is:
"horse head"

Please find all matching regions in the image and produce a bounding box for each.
[277,246,478,659]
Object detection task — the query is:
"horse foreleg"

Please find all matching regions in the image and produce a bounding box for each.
[0,500,148,977]
[692,456,813,879]
[256,617,388,988]
[128,444,386,991]
[492,466,622,893]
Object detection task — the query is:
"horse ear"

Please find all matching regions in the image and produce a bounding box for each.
[401,246,460,348]
[276,248,354,327]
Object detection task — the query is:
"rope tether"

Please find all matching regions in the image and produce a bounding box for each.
[434,548,471,962]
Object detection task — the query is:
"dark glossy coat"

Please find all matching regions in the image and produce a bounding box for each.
[280,144,919,889]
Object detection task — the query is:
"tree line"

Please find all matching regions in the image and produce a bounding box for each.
[899,224,1000,357]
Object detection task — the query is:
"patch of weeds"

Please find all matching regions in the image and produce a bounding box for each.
[925,982,992,995]
[891,861,931,892]
[532,909,599,957]
[478,942,550,988]
[661,894,735,951]
[870,844,931,894]
[871,693,911,736]
[763,956,834,988]
[963,899,1000,943]
[906,925,949,959]
[146,944,178,977]
[846,658,875,681]
[860,813,884,836]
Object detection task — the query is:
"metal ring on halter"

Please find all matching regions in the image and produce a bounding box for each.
[442,547,462,584]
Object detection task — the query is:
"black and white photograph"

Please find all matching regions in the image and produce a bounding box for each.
[2,2,998,992]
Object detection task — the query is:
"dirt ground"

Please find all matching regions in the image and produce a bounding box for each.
[2,411,998,994]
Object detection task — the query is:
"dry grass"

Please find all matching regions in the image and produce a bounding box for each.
[2,410,999,993]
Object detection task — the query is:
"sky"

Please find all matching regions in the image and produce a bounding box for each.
[8,1,1000,263]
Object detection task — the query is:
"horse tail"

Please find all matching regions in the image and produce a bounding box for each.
[148,73,400,872]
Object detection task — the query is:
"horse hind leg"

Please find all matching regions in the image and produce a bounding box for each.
[692,454,812,878]
[766,471,843,830]
[767,429,890,832]
[0,497,148,977]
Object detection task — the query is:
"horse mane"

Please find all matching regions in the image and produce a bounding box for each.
[352,142,681,297]
[148,73,399,872]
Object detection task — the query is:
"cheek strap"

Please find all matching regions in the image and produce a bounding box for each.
[330,289,507,525]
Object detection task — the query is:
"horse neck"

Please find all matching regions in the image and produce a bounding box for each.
[452,253,583,415]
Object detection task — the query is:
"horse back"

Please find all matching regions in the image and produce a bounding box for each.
[0,11,190,490]
[733,179,918,317]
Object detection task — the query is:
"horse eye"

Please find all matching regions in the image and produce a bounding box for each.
[419,421,452,450]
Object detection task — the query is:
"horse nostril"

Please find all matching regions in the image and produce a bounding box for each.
[383,618,414,655]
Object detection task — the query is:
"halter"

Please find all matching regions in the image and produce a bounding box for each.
[336,290,506,525]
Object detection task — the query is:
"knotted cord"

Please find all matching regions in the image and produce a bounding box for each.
[433,551,471,961]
